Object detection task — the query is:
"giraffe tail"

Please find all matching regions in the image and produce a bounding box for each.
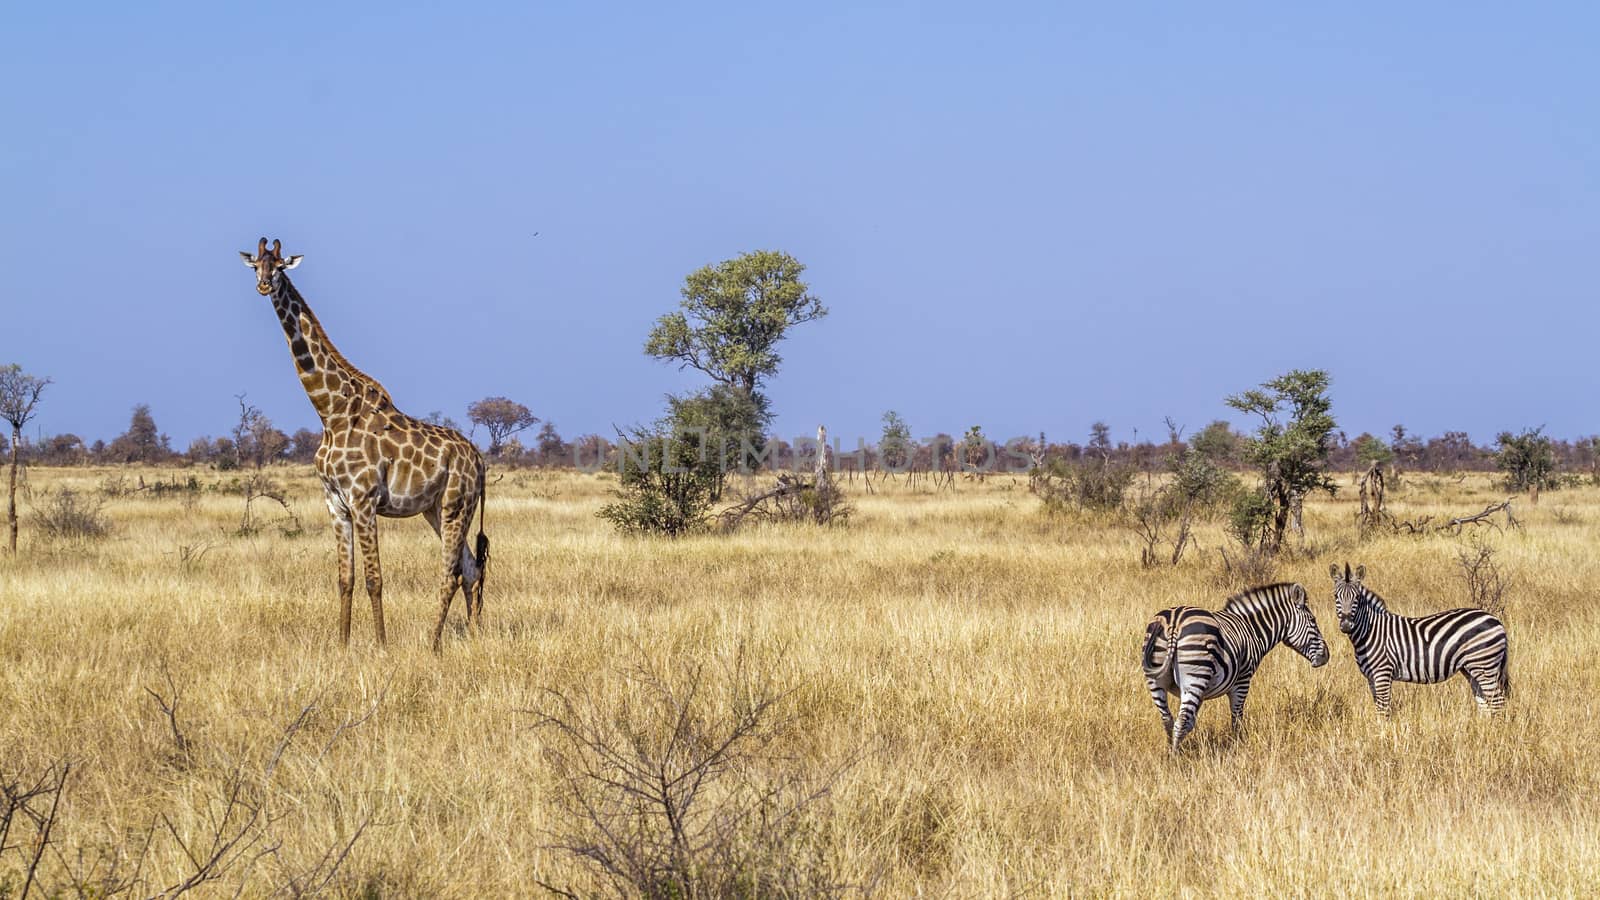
[472,469,489,616]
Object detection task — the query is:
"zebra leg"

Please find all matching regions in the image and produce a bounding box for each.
[1145,677,1175,739]
[1171,683,1206,752]
[1228,678,1253,733]
[1368,670,1394,717]
[1467,666,1507,714]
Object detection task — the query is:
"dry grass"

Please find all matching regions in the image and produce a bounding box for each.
[2,466,1598,896]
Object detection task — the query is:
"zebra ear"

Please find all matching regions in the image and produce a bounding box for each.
[1354,564,1366,583]
[1292,584,1308,606]
[1328,563,1341,581]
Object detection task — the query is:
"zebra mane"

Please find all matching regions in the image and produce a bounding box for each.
[1223,582,1298,616]
[1356,583,1390,612]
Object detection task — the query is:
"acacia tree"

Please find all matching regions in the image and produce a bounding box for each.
[1226,369,1338,553]
[646,250,827,398]
[1495,426,1556,498]
[644,249,826,485]
[468,396,539,458]
[1,364,51,553]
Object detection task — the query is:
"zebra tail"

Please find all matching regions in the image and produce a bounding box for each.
[1499,643,1510,700]
[1141,621,1163,672]
[1142,618,1175,675]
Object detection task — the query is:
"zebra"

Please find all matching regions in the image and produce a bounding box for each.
[1141,582,1329,752]
[1329,563,1509,715]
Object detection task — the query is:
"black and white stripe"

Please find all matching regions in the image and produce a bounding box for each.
[1141,582,1329,752]
[1329,563,1510,715]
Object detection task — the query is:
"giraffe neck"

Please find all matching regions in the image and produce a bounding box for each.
[270,274,395,425]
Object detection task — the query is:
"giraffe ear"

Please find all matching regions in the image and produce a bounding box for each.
[281,255,303,270]
[239,251,257,267]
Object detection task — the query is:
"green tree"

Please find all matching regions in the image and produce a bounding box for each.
[1352,433,1394,469]
[1190,420,1241,465]
[1495,426,1557,494]
[960,425,991,474]
[645,250,827,397]
[1225,369,1338,553]
[879,411,912,471]
[108,403,168,464]
[1,364,51,553]
[667,385,772,493]
[643,250,824,494]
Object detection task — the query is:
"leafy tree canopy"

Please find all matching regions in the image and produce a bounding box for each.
[645,250,826,396]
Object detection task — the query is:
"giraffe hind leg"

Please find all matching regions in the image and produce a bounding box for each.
[429,509,471,653]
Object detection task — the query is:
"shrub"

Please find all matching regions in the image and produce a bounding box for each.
[33,489,111,542]
[1495,427,1558,494]
[533,657,854,898]
[598,425,721,537]
[1227,490,1274,551]
[1031,457,1133,514]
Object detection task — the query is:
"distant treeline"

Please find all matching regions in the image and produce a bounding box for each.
[7,406,1598,478]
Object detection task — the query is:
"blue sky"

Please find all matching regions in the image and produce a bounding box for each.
[3,2,1596,449]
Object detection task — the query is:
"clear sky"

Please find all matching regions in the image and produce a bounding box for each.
[3,2,1596,450]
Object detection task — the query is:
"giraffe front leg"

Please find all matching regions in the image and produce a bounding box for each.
[323,491,356,646]
[353,506,385,646]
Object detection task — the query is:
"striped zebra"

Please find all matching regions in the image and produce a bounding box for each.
[1141,582,1329,752]
[1329,563,1509,715]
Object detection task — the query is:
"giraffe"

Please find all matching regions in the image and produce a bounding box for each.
[239,238,488,652]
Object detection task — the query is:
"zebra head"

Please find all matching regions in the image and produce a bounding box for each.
[1283,583,1330,667]
[239,237,303,296]
[1329,562,1368,634]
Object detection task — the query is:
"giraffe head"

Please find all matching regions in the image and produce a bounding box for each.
[239,237,303,295]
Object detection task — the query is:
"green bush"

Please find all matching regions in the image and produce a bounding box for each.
[1032,457,1133,514]
[1495,427,1559,493]
[598,424,722,537]
[1227,490,1274,551]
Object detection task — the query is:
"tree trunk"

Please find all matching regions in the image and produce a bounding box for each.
[8,424,19,553]
[1269,482,1290,554]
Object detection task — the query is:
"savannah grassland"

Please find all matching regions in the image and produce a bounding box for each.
[2,465,1598,897]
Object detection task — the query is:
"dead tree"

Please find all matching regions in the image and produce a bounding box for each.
[718,425,849,529]
[1,365,51,554]
[1387,499,1520,536]
[1357,460,1387,531]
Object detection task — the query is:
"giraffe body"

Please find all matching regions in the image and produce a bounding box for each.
[241,238,487,651]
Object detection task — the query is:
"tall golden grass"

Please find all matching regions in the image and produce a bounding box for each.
[2,466,1597,895]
